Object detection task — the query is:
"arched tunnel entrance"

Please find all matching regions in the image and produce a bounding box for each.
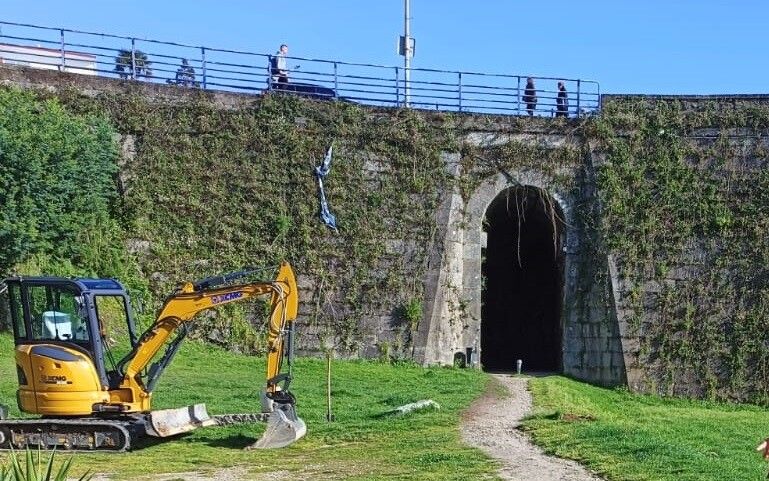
[481,186,566,372]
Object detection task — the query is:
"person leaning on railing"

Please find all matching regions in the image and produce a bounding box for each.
[270,44,289,88]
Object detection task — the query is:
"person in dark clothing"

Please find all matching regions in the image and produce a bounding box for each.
[556,81,569,117]
[523,77,537,116]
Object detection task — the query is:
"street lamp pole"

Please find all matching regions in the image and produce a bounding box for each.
[402,0,413,107]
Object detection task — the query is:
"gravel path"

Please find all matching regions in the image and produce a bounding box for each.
[461,374,603,481]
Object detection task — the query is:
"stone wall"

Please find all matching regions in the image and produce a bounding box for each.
[12,66,769,401]
[416,119,624,386]
[0,64,622,388]
[592,95,769,402]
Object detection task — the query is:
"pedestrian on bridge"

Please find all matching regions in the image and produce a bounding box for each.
[556,81,569,117]
[523,77,537,116]
[271,44,289,88]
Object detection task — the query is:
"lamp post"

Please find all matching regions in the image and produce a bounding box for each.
[399,0,414,107]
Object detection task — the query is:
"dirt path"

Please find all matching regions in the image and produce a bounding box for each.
[461,374,603,481]
[93,374,599,481]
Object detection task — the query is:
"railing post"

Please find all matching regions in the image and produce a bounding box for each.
[130,38,137,80]
[333,61,338,98]
[517,76,522,116]
[458,72,463,112]
[597,83,601,112]
[576,79,581,117]
[59,29,65,72]
[395,66,400,107]
[267,54,273,91]
[201,47,207,89]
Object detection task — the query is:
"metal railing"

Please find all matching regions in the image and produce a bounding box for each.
[0,20,600,116]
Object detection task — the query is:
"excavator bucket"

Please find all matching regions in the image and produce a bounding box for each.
[145,404,217,438]
[246,403,307,449]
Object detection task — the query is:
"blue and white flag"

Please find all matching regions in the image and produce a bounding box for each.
[314,144,337,230]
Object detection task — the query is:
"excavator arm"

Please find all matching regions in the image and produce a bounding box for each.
[113,262,297,403]
[114,261,304,448]
[118,261,298,399]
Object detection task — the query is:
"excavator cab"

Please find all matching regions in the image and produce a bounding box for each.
[5,277,139,416]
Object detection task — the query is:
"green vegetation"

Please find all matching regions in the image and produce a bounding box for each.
[4,80,769,463]
[0,448,92,481]
[114,49,152,79]
[0,333,495,480]
[0,82,460,355]
[42,87,457,356]
[593,98,769,403]
[524,376,769,481]
[0,87,135,282]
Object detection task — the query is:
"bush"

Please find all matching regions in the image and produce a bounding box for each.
[0,87,124,278]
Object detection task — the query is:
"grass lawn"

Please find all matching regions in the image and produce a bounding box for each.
[0,333,497,480]
[8,331,769,481]
[523,376,769,481]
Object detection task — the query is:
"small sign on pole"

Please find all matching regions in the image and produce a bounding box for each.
[397,36,416,57]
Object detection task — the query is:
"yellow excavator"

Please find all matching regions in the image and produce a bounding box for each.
[0,261,306,451]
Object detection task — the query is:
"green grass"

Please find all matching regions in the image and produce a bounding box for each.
[0,334,497,480]
[523,376,769,481]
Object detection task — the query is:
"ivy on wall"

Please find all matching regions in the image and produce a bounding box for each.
[7,78,769,404]
[592,97,769,404]
[33,87,459,356]
[0,77,595,360]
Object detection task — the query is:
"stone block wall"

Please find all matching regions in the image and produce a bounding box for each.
[10,67,769,401]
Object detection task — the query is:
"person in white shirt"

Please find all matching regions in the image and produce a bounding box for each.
[271,44,289,87]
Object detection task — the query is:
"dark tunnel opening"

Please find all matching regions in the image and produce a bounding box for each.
[481,186,565,372]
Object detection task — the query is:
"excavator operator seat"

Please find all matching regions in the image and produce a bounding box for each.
[42,311,73,340]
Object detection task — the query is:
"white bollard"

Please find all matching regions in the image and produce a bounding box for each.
[516,359,523,375]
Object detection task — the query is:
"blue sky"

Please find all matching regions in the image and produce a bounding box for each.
[1,1,764,95]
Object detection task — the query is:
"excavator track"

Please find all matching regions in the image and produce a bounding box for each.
[0,418,145,452]
[0,411,298,452]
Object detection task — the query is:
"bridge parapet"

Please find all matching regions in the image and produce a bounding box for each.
[0,20,600,117]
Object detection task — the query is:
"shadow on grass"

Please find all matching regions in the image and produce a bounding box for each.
[131,434,178,451]
[130,432,254,451]
[126,432,211,452]
[114,434,258,453]
[200,434,257,449]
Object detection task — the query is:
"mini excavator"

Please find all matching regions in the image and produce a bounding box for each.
[0,261,305,451]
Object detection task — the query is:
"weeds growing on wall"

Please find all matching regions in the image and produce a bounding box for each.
[12,79,768,403]
[592,97,769,403]
[30,88,458,356]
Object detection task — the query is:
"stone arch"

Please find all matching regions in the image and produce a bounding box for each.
[415,152,626,386]
[482,185,566,371]
[463,172,579,372]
